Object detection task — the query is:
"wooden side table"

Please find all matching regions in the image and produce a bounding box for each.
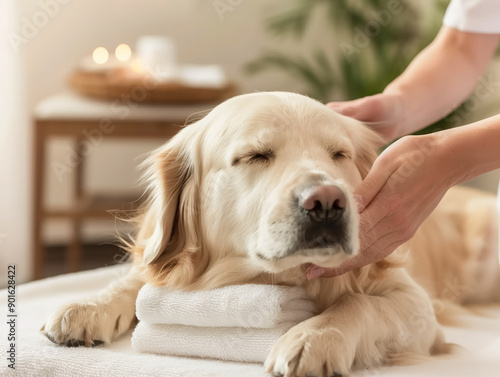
[33,93,215,280]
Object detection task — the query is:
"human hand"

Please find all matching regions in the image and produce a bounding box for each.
[327,92,405,144]
[312,133,457,278]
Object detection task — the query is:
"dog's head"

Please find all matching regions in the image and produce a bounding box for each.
[132,92,381,287]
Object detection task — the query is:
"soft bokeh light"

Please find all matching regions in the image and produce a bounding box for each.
[115,44,132,62]
[92,47,109,65]
[130,59,144,73]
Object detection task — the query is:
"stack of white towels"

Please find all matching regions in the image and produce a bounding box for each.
[131,284,316,363]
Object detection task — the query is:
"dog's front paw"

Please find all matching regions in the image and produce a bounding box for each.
[41,301,132,347]
[265,325,354,377]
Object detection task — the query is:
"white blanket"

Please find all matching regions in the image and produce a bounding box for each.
[1,265,500,377]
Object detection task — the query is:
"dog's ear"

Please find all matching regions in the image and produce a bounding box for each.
[134,122,210,288]
[140,129,195,266]
[347,120,384,178]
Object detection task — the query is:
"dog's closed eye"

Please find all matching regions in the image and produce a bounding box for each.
[329,149,350,162]
[232,150,275,166]
[249,152,272,163]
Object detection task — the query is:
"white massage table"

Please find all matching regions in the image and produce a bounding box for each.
[1,265,499,377]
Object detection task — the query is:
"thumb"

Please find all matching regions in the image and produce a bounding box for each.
[327,96,380,121]
[354,153,392,211]
[317,255,364,278]
[327,99,364,118]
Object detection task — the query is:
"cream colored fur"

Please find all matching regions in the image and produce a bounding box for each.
[42,92,499,376]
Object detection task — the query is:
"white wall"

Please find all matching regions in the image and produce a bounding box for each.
[1,0,31,284]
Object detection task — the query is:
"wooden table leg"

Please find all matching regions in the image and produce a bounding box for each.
[67,219,82,272]
[32,121,46,280]
[66,138,84,273]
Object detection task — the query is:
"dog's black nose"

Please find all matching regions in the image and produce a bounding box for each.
[300,185,346,223]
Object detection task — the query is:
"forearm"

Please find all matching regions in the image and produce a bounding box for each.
[384,27,499,137]
[437,115,500,185]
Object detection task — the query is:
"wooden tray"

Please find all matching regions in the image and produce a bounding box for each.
[69,68,236,104]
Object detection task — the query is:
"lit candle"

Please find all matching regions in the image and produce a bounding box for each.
[115,44,132,62]
[80,45,133,72]
[92,47,109,65]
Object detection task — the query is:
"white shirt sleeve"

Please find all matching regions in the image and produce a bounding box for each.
[443,0,500,33]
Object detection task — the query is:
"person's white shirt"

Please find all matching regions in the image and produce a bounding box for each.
[444,0,500,33]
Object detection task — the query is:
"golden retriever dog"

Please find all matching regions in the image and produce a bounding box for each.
[42,92,500,376]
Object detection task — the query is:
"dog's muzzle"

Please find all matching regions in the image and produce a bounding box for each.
[297,184,349,252]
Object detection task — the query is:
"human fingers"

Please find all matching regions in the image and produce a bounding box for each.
[358,230,404,265]
[315,239,394,278]
[354,152,398,212]
[327,98,372,119]
[316,225,402,278]
[314,256,363,278]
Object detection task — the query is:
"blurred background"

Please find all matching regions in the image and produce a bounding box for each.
[1,0,499,285]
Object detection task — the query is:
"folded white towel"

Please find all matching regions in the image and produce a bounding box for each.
[131,321,293,363]
[136,284,316,328]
